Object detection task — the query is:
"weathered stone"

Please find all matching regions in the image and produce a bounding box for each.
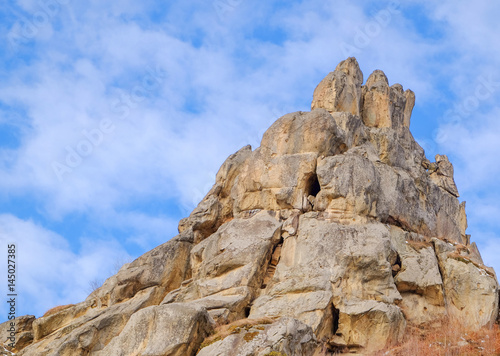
[403,89,415,128]
[0,315,35,352]
[179,145,253,243]
[315,149,464,242]
[87,238,192,308]
[332,300,406,352]
[433,238,499,329]
[163,211,281,323]
[282,210,300,238]
[312,57,363,116]
[19,287,159,356]
[189,210,281,297]
[163,286,253,324]
[361,70,415,130]
[389,227,446,324]
[95,303,213,356]
[250,217,404,352]
[197,317,318,356]
[233,150,319,212]
[429,154,459,197]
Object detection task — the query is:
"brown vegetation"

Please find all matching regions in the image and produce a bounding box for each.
[371,318,500,356]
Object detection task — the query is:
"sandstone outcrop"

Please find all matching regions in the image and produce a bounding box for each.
[197,317,318,356]
[5,58,499,355]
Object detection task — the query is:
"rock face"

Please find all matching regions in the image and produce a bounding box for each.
[197,317,318,356]
[6,58,499,355]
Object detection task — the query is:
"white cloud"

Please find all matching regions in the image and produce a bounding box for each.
[0,214,131,318]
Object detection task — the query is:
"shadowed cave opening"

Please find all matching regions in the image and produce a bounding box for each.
[332,304,340,335]
[306,173,321,197]
[327,303,345,353]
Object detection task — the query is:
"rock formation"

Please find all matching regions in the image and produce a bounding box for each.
[2,58,499,355]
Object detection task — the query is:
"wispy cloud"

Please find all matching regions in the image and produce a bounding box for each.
[0,214,130,318]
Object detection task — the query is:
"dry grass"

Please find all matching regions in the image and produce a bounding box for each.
[42,304,74,318]
[371,318,500,356]
[406,239,433,251]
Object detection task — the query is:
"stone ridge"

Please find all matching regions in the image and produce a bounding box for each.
[2,58,499,356]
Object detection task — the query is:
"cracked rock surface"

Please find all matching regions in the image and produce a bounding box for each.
[3,58,498,355]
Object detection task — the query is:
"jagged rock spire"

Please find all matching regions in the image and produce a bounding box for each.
[312,57,416,130]
[312,57,363,116]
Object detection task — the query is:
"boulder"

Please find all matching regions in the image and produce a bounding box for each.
[250,216,405,352]
[19,287,159,355]
[0,315,35,352]
[433,238,499,329]
[197,317,318,356]
[94,304,213,356]
[87,238,192,308]
[163,210,282,322]
[389,227,446,324]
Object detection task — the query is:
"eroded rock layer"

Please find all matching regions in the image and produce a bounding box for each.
[3,58,498,355]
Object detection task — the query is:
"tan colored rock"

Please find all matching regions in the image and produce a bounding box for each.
[250,216,404,352]
[282,210,300,238]
[404,89,415,128]
[361,70,391,128]
[315,151,379,221]
[260,109,346,157]
[433,238,499,329]
[468,242,484,265]
[329,111,369,149]
[198,317,318,356]
[163,286,253,325]
[190,210,281,297]
[234,150,319,212]
[389,227,446,324]
[459,201,468,238]
[164,211,281,322]
[314,149,464,243]
[429,154,459,197]
[0,345,15,356]
[18,239,192,356]
[0,315,35,352]
[179,145,253,243]
[311,57,363,116]
[94,303,213,356]
[19,287,159,356]
[361,70,415,130]
[366,126,426,177]
[88,238,192,308]
[331,300,406,352]
[32,301,93,342]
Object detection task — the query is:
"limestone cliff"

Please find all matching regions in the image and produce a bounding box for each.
[2,58,499,355]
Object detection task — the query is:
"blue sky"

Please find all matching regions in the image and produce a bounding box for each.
[0,0,499,320]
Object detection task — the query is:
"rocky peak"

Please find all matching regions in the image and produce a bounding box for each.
[312,57,415,132]
[3,58,499,356]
